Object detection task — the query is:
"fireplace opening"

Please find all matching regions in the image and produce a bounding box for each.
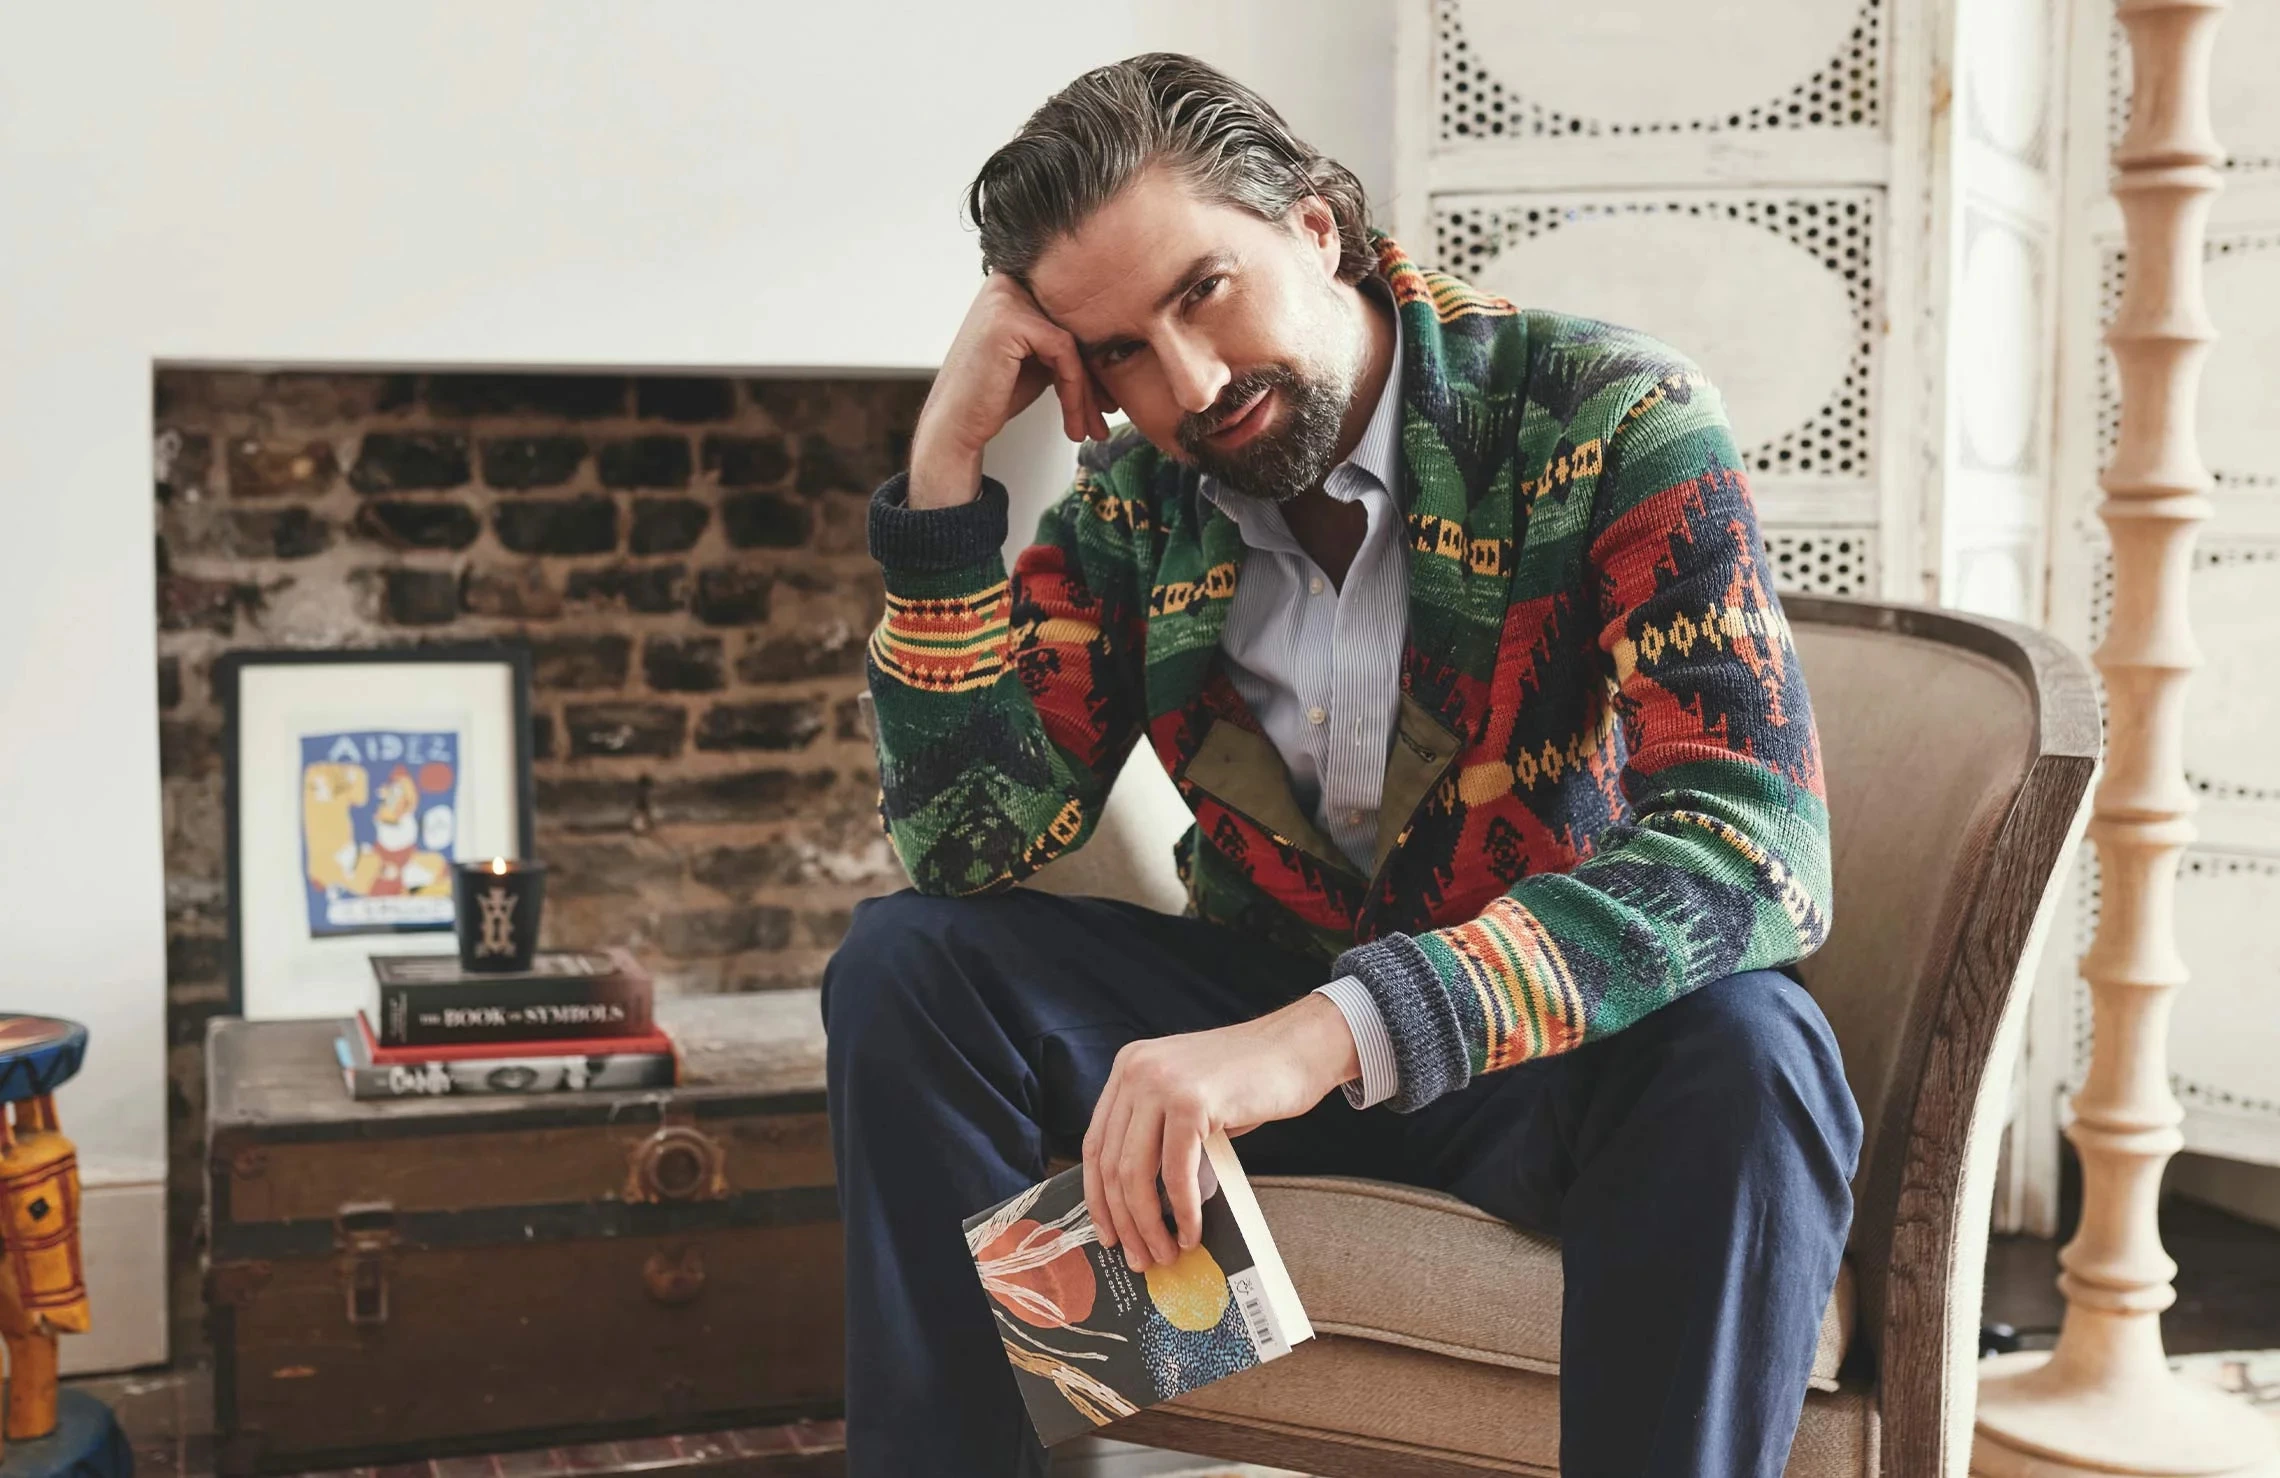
[152,367,917,1346]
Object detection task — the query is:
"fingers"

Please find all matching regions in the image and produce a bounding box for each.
[1044,345,1089,444]
[1084,1038,1225,1272]
[1081,1077,1118,1251]
[1091,379,1114,442]
[1097,1089,1152,1270]
[1036,330,1111,444]
[1161,1113,1205,1252]
[1119,1102,1178,1269]
[968,273,1114,452]
[1000,275,1108,443]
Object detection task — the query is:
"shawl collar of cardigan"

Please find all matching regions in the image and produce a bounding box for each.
[1143,231,1540,898]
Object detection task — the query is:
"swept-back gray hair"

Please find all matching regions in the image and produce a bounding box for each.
[963,52,1377,285]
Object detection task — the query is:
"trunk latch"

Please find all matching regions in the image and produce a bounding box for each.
[335,1201,397,1327]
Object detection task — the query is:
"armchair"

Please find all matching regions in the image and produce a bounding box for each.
[1062,596,2099,1477]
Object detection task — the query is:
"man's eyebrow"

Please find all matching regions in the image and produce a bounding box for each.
[1074,252,1232,358]
[1154,252,1231,313]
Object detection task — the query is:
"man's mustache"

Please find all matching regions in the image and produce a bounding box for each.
[1180,367,1300,449]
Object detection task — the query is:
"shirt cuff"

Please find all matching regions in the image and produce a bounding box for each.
[1313,975,1400,1110]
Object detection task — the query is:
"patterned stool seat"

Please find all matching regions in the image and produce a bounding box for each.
[0,1020,86,1106]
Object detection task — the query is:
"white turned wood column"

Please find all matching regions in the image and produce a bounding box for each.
[1973,1,2278,1474]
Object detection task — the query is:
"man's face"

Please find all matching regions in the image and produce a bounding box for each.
[1026,167,1365,503]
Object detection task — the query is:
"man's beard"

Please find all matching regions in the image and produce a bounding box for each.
[1177,355,1358,504]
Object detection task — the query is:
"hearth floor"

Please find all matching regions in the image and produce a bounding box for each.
[57,1362,845,1478]
[60,1363,1290,1478]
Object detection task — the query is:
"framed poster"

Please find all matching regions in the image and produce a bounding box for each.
[218,643,535,1021]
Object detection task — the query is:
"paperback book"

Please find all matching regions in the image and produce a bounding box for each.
[367,947,652,1047]
[335,1011,676,1099]
[963,1131,1311,1447]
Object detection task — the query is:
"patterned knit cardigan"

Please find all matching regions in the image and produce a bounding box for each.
[862,232,1831,1113]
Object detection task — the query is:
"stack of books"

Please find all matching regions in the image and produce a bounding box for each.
[333,946,675,1100]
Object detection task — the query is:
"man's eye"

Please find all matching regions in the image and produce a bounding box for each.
[1190,275,1224,303]
[1101,343,1136,367]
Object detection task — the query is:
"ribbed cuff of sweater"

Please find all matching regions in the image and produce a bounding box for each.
[867,469,1010,573]
[1327,932,1472,1113]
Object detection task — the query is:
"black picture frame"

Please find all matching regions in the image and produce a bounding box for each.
[217,640,536,1018]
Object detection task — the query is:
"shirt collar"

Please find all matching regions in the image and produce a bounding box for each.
[1198,276,1404,523]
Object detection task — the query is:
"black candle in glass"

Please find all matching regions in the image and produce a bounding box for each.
[451,857,548,973]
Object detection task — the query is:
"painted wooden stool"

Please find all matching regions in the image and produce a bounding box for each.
[0,1016,126,1478]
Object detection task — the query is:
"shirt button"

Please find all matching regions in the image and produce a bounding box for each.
[1347,811,1364,825]
[1308,575,1325,595]
[1307,705,1327,726]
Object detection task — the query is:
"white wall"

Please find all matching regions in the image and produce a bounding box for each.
[0,0,1392,1369]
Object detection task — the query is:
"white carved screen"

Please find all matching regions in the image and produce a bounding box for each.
[1941,0,2063,630]
[2017,0,2280,1227]
[1395,0,2112,1231]
[1393,0,1923,601]
[1948,0,2071,1235]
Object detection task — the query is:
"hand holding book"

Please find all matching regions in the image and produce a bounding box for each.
[965,1131,1312,1446]
[1080,990,1360,1272]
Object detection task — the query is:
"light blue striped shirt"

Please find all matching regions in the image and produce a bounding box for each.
[1197,288,1404,1110]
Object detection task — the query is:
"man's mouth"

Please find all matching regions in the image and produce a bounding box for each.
[1204,388,1273,448]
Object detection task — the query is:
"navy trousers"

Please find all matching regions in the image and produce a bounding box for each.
[820,886,1861,1477]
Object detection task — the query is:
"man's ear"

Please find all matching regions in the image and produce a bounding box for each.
[1281,195,1343,283]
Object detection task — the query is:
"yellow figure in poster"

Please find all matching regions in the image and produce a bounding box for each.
[301,762,369,890]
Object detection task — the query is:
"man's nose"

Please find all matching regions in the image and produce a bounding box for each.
[1157,332,1228,418]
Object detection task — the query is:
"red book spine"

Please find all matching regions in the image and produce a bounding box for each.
[356,1011,672,1064]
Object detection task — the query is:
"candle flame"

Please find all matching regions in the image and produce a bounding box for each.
[490,857,508,875]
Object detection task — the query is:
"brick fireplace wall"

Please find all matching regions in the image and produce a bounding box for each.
[154,369,924,1347]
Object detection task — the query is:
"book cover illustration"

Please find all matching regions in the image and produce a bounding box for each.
[963,1132,1310,1447]
[298,729,462,937]
[334,1016,676,1099]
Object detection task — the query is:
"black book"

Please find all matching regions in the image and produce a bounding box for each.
[367,947,653,1048]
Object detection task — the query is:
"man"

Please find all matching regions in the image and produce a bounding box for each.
[823,52,1860,1478]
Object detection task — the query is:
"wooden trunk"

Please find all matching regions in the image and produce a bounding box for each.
[202,990,840,1476]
